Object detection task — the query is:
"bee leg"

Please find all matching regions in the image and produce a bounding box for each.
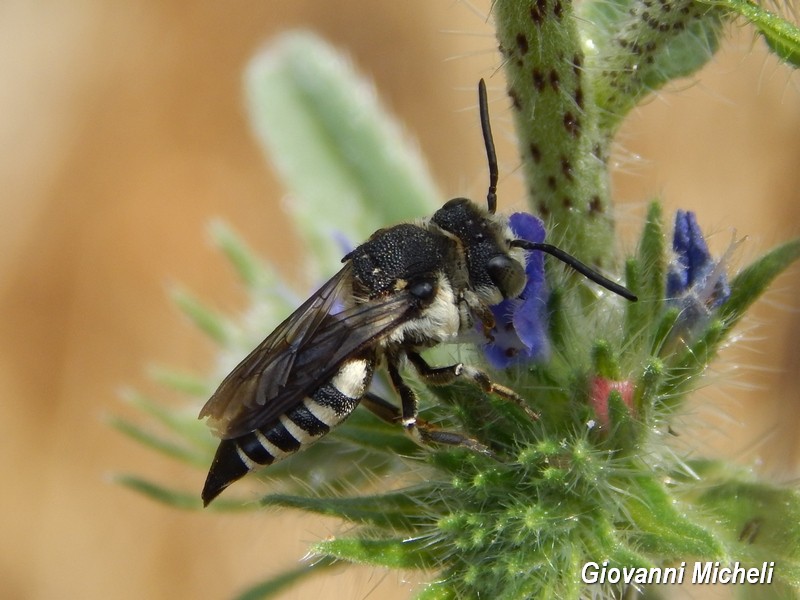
[461,291,496,339]
[379,361,493,456]
[407,351,539,421]
[361,392,403,424]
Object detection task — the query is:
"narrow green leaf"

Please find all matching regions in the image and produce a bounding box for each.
[171,285,235,345]
[120,388,214,451]
[245,31,439,275]
[333,410,419,457]
[719,238,800,332]
[607,390,638,450]
[662,317,726,406]
[313,536,441,570]
[233,557,337,600]
[114,475,202,510]
[261,489,436,531]
[592,339,621,379]
[633,202,667,331]
[415,581,457,600]
[115,474,254,512]
[625,203,667,354]
[209,220,275,292]
[634,358,664,419]
[694,479,800,586]
[651,306,681,357]
[147,365,212,397]
[109,417,208,468]
[698,0,800,67]
[623,475,724,558]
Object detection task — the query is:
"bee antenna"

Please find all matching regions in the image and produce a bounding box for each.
[478,79,497,214]
[510,240,638,302]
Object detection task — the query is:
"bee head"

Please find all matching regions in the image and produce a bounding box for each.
[431,198,527,304]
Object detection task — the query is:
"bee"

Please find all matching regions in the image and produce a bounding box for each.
[199,80,637,506]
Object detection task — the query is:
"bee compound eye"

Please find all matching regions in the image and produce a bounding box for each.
[409,279,435,301]
[487,254,526,299]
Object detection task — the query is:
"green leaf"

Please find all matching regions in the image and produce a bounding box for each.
[109,417,208,468]
[114,474,255,512]
[245,31,439,275]
[114,474,203,509]
[592,339,621,379]
[147,365,212,397]
[626,202,666,345]
[313,536,441,570]
[261,489,436,531]
[719,238,800,332]
[209,220,285,295]
[233,557,337,600]
[688,469,800,586]
[623,475,725,558]
[581,0,726,131]
[119,388,214,452]
[414,581,457,600]
[170,285,236,345]
[698,0,800,67]
[332,408,419,457]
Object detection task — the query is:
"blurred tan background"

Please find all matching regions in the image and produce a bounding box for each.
[1,2,798,599]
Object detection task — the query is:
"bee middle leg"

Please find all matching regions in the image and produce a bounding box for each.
[406,351,539,421]
[367,361,493,456]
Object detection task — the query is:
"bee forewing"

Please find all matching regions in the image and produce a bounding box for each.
[199,266,416,439]
[198,266,352,427]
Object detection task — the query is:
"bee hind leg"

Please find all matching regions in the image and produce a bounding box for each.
[406,351,539,421]
[369,362,494,457]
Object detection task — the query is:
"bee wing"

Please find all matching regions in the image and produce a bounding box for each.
[199,264,413,439]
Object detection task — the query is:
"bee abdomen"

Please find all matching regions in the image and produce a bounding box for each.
[201,357,374,505]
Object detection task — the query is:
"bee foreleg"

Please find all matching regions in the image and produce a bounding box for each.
[384,359,493,456]
[461,291,496,338]
[407,352,539,421]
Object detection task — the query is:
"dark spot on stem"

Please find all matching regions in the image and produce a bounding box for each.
[537,201,550,217]
[572,54,582,75]
[563,112,580,137]
[530,0,546,25]
[532,69,545,92]
[560,157,574,181]
[574,86,584,109]
[529,143,542,164]
[549,69,560,92]
[516,33,529,54]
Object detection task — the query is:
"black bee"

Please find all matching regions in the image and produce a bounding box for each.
[199,80,636,506]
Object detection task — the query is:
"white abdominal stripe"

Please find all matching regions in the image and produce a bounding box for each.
[232,358,372,470]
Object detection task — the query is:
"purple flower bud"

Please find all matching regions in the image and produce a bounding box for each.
[667,210,731,309]
[482,213,550,369]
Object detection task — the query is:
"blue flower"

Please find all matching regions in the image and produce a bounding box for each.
[482,212,550,369]
[667,210,731,309]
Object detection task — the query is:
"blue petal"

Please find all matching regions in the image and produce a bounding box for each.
[482,213,550,369]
